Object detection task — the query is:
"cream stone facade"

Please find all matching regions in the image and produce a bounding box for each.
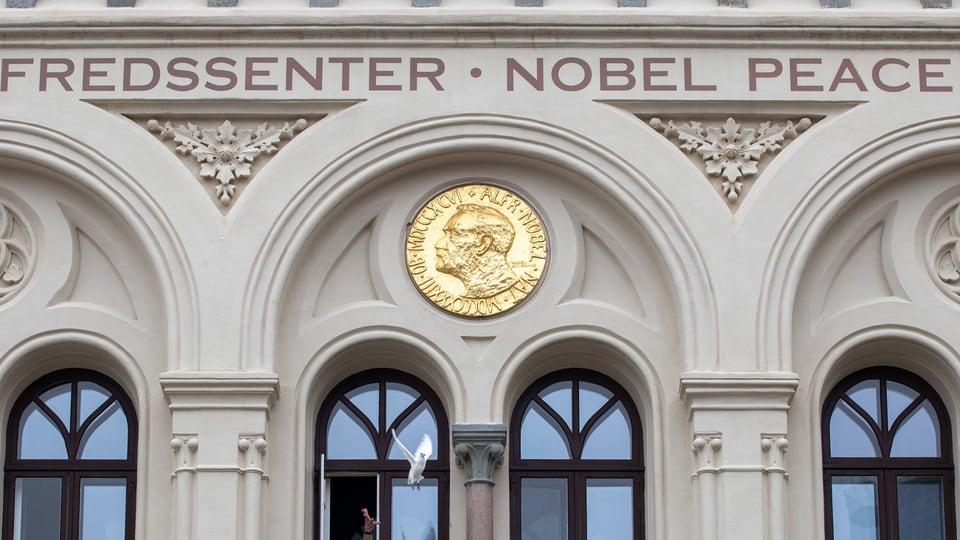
[0,1,959,540]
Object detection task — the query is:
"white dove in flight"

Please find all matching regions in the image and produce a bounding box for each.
[392,429,432,490]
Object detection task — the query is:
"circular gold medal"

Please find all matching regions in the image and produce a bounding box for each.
[405,184,548,317]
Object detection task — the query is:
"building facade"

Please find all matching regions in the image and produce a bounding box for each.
[0,1,959,539]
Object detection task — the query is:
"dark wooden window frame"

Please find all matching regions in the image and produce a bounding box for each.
[509,368,645,540]
[2,368,138,540]
[314,368,450,540]
[822,366,956,540]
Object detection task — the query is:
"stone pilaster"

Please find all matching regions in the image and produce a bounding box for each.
[452,424,506,540]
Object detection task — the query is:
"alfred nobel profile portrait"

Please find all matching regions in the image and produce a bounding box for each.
[435,203,521,299]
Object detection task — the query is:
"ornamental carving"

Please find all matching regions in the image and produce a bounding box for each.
[0,201,34,305]
[650,116,812,204]
[927,200,960,301]
[148,118,307,210]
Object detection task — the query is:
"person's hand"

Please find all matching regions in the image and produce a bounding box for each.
[361,508,380,535]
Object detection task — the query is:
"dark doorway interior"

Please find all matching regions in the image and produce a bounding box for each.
[329,476,378,540]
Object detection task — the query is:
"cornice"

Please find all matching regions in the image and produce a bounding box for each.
[1,14,960,48]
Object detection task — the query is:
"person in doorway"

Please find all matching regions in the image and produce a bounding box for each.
[357,507,379,539]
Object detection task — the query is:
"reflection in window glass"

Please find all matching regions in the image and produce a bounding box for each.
[78,382,110,426]
[79,402,128,460]
[586,479,632,540]
[346,384,380,430]
[388,402,438,461]
[385,382,419,429]
[897,477,945,540]
[830,401,880,458]
[539,382,573,430]
[520,404,572,459]
[890,401,940,458]
[581,403,631,460]
[80,479,126,540]
[521,478,568,540]
[845,380,880,425]
[13,478,61,540]
[831,476,879,540]
[579,382,613,431]
[392,477,438,540]
[19,404,67,459]
[327,402,377,459]
[886,382,919,429]
[39,384,72,428]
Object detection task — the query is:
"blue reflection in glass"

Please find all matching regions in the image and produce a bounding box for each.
[389,403,438,461]
[830,401,880,458]
[581,402,630,459]
[831,476,879,540]
[19,403,67,459]
[14,478,61,540]
[327,402,377,459]
[79,402,128,460]
[78,382,110,427]
[386,383,419,429]
[346,384,380,430]
[845,380,880,425]
[521,478,568,540]
[520,403,571,459]
[897,476,945,540]
[891,401,939,458]
[392,477,438,540]
[886,382,919,429]
[578,382,613,431]
[586,479,632,540]
[80,478,126,540]
[539,382,572,430]
[39,384,71,428]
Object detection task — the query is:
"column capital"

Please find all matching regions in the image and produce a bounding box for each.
[452,424,506,486]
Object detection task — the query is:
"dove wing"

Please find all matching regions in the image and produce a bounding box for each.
[392,429,416,465]
[414,434,433,460]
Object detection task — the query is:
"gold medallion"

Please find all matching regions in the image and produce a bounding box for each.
[406,184,548,317]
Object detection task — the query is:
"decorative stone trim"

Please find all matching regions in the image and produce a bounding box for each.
[921,0,951,7]
[718,0,747,6]
[147,118,307,210]
[680,374,799,414]
[452,424,506,486]
[208,0,238,6]
[0,200,35,306]
[5,0,36,7]
[761,436,789,473]
[160,372,281,412]
[926,200,960,302]
[515,0,542,6]
[171,436,200,540]
[819,0,850,7]
[650,116,812,205]
[692,434,723,473]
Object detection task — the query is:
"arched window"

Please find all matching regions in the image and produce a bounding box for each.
[315,369,449,540]
[3,369,137,540]
[510,369,644,540]
[822,367,955,540]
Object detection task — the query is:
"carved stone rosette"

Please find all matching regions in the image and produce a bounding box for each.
[927,200,960,302]
[649,116,812,205]
[0,200,35,305]
[147,118,307,211]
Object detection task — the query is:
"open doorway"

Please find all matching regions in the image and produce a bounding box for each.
[328,476,378,540]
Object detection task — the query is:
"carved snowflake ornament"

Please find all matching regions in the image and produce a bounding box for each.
[928,201,960,301]
[148,118,307,207]
[0,201,33,304]
[650,117,812,203]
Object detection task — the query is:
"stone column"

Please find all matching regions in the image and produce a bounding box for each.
[452,424,506,540]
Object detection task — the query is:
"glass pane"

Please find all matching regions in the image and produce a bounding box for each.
[80,478,127,540]
[891,400,940,458]
[78,382,111,427]
[887,381,920,429]
[897,476,945,540]
[539,382,572,430]
[581,402,631,459]
[19,403,68,459]
[579,382,614,431]
[14,478,61,540]
[521,478,568,540]
[79,402,128,460]
[391,477,438,540]
[846,380,880,425]
[586,479,633,540]
[831,476,879,540]
[327,402,377,459]
[520,403,571,459]
[345,384,379,431]
[388,402,438,461]
[386,382,419,429]
[39,384,72,428]
[830,401,880,458]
